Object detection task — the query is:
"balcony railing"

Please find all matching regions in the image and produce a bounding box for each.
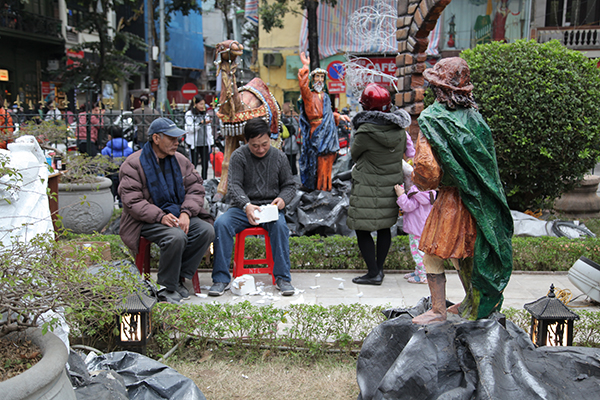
[0,8,62,39]
[537,27,600,50]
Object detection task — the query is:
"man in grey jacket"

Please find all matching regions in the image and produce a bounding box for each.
[133,94,160,147]
[209,118,297,296]
[119,118,215,304]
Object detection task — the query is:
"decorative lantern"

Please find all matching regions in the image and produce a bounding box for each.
[117,292,157,353]
[524,284,579,347]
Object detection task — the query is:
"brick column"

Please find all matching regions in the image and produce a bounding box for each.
[396,0,451,139]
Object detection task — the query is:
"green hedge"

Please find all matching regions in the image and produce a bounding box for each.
[82,233,600,272]
[152,301,389,356]
[150,303,600,357]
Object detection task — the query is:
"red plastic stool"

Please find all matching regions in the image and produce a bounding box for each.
[135,237,201,294]
[232,227,276,284]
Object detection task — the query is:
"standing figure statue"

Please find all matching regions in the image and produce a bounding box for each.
[298,52,351,191]
[412,57,513,324]
[214,40,281,200]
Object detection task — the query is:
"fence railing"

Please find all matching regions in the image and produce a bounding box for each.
[0,109,222,180]
[537,27,600,50]
[0,8,62,38]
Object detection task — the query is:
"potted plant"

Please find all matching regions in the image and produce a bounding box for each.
[0,237,140,395]
[57,153,118,234]
[0,232,139,395]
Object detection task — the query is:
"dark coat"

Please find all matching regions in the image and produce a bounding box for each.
[118,150,214,254]
[346,111,409,232]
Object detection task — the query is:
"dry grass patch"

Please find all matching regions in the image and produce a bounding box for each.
[167,351,359,400]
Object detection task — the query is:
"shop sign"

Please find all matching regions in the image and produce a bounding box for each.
[354,57,396,87]
[328,81,346,94]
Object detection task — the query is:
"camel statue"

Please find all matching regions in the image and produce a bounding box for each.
[214,40,282,200]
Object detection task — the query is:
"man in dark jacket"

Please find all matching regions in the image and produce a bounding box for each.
[133,94,160,147]
[208,118,296,296]
[119,118,215,304]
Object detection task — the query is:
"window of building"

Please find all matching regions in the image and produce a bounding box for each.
[438,0,531,52]
[546,0,600,26]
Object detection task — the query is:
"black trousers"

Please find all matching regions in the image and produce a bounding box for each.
[355,228,392,276]
[77,141,99,157]
[140,217,215,292]
[192,146,210,180]
[287,154,298,175]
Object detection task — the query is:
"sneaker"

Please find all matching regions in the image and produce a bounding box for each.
[208,282,229,297]
[176,282,190,300]
[158,289,183,304]
[407,275,428,284]
[276,278,295,296]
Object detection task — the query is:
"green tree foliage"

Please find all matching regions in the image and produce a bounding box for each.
[58,0,147,93]
[59,0,204,94]
[461,40,600,211]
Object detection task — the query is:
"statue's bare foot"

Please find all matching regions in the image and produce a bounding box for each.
[447,302,461,315]
[412,310,447,325]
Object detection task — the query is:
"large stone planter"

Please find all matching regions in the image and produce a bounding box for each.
[0,329,76,400]
[554,174,600,218]
[58,177,114,234]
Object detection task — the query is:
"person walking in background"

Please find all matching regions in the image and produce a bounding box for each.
[395,160,436,285]
[0,94,14,150]
[133,94,160,148]
[185,94,213,180]
[281,102,300,175]
[76,101,104,156]
[44,101,62,122]
[102,126,133,205]
[347,84,412,286]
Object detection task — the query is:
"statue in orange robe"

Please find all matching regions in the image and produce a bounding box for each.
[298,52,350,191]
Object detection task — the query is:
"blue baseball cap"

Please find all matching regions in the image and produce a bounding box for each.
[148,117,185,138]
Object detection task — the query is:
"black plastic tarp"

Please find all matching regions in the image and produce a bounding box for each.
[70,351,206,400]
[205,176,356,237]
[357,303,600,400]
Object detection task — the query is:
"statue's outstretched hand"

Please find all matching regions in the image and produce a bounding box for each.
[300,52,310,68]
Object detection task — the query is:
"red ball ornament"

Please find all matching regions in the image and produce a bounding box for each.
[360,84,391,112]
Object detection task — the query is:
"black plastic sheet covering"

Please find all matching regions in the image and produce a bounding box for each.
[69,350,129,400]
[289,178,353,237]
[81,351,207,400]
[357,303,600,400]
[206,176,356,237]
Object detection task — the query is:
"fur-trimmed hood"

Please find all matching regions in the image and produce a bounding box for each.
[352,109,411,130]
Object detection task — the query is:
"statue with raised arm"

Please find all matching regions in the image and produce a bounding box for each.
[297,52,350,191]
[412,57,513,325]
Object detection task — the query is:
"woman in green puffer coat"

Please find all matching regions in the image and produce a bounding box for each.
[347,84,413,285]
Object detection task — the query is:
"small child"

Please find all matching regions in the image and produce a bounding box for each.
[395,161,436,284]
[102,126,133,205]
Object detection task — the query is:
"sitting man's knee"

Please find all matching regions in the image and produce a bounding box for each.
[170,228,189,245]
